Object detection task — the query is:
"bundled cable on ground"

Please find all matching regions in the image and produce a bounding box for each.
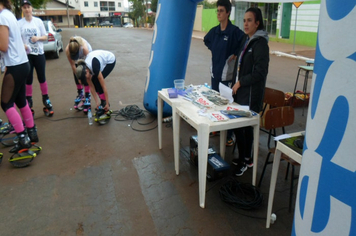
[219,177,263,210]
[112,105,157,132]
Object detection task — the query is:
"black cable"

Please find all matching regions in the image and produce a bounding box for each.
[113,105,145,121]
[219,177,263,210]
[113,105,157,132]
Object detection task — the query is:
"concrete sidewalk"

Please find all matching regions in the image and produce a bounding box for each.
[192,30,316,61]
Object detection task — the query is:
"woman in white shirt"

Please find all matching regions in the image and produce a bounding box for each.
[65,36,93,113]
[75,50,116,114]
[18,0,54,116]
[0,0,39,153]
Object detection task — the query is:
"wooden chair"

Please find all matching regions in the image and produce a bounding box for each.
[260,87,286,132]
[232,87,285,153]
[258,106,298,212]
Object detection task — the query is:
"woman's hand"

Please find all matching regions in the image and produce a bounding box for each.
[232,81,241,95]
[104,103,110,111]
[30,36,38,43]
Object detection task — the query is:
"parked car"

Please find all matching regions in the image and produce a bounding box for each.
[42,20,63,59]
[123,22,134,28]
[99,21,113,27]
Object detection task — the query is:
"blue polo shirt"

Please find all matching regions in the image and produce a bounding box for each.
[204,20,245,89]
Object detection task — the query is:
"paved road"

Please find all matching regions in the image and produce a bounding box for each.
[0,28,308,235]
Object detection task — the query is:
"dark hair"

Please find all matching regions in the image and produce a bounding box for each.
[0,0,12,10]
[246,7,264,30]
[217,0,231,15]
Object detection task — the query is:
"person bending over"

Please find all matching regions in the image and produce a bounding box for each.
[75,50,116,115]
[65,36,93,113]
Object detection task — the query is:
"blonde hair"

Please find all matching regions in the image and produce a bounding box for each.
[68,36,84,59]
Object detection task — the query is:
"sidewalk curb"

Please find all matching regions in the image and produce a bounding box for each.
[193,35,313,61]
[271,51,313,61]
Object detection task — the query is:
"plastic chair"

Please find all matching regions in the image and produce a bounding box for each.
[258,106,298,212]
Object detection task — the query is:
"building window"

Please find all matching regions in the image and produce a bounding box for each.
[84,1,89,7]
[108,2,115,11]
[100,1,115,11]
[100,1,108,11]
[118,2,121,7]
[94,1,98,7]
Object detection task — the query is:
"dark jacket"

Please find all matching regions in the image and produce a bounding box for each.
[233,30,269,113]
[204,20,245,83]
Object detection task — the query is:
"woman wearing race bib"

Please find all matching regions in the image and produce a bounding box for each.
[18,0,54,117]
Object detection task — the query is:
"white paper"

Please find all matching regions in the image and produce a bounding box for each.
[219,82,234,103]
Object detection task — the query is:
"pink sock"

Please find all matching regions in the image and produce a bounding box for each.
[20,105,34,129]
[5,107,25,133]
[40,81,48,95]
[26,84,33,97]
[84,85,90,93]
[77,84,83,90]
[99,93,105,100]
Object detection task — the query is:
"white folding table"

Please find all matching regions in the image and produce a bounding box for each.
[266,132,303,228]
[157,87,260,208]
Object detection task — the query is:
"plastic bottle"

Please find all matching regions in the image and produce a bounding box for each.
[88,109,93,125]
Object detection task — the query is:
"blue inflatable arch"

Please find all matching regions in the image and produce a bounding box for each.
[143,0,203,116]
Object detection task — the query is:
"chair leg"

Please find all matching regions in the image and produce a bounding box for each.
[285,162,290,180]
[258,152,272,187]
[289,165,295,213]
[292,68,302,106]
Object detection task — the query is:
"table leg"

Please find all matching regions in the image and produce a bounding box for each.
[157,96,163,149]
[266,147,282,228]
[173,106,181,175]
[219,130,227,159]
[198,123,209,208]
[252,124,259,186]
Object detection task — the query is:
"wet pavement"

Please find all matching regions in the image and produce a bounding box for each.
[0,27,315,235]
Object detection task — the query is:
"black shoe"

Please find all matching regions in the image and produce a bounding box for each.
[234,163,247,177]
[27,125,39,143]
[245,157,253,168]
[9,133,32,153]
[43,96,54,116]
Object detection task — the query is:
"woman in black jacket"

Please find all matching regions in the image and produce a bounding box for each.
[232,7,270,176]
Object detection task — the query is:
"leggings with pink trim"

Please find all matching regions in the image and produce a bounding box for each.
[1,62,33,133]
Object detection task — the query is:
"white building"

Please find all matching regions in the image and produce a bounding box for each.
[33,0,127,27]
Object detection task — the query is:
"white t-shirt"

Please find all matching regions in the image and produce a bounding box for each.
[18,16,46,55]
[72,36,93,61]
[0,9,28,67]
[85,50,115,73]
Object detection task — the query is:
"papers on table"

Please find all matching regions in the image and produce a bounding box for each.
[219,82,234,103]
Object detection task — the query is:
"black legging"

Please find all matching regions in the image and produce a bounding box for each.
[1,62,30,111]
[26,54,46,85]
[92,60,116,94]
[234,126,253,165]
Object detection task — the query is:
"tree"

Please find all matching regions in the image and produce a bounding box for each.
[198,0,217,9]
[13,0,50,19]
[128,0,145,27]
[151,0,158,13]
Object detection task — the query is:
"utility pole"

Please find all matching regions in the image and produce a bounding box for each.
[66,0,70,28]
